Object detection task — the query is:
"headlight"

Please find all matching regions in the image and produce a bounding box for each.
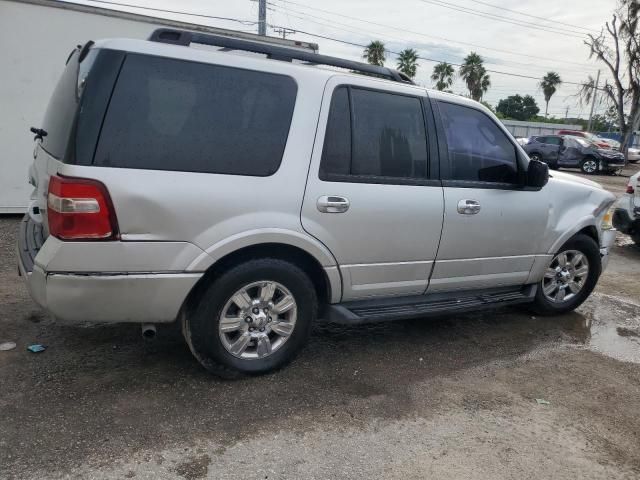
[601,207,615,230]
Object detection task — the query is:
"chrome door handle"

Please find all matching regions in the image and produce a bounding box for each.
[457,199,481,215]
[317,195,350,213]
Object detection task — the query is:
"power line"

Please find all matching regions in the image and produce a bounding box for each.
[74,0,258,25]
[464,0,601,33]
[267,4,593,84]
[272,22,593,86]
[267,2,595,77]
[268,0,596,68]
[64,0,598,90]
[418,0,587,38]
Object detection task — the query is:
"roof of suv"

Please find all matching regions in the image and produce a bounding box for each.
[93,30,494,115]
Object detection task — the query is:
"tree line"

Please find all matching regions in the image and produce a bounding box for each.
[361,41,562,122]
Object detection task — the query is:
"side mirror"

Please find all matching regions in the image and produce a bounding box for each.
[526,159,549,189]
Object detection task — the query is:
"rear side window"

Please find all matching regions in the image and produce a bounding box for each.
[94,54,297,176]
[320,86,428,182]
[547,137,562,145]
[438,102,518,184]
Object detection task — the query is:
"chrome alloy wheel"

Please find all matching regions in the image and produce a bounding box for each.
[218,281,297,360]
[542,250,590,303]
[582,159,598,173]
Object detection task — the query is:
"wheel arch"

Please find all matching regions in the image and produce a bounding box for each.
[548,218,601,254]
[181,232,342,322]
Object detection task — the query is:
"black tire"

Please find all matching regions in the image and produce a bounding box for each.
[183,258,317,378]
[632,232,640,246]
[580,157,599,174]
[530,234,601,316]
[549,161,559,170]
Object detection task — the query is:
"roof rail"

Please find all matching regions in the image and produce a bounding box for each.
[148,28,415,85]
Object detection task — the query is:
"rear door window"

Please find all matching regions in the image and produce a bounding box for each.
[320,86,429,182]
[94,54,298,176]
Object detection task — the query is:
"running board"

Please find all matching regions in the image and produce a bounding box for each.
[324,285,537,325]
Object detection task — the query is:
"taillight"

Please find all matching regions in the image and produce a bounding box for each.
[47,175,118,240]
[627,185,636,194]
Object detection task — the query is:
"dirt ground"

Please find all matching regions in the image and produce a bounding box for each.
[1,166,639,480]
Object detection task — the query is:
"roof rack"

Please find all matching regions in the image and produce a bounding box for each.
[148,28,415,85]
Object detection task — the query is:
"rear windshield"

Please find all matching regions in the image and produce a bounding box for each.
[40,50,81,159]
[94,54,298,176]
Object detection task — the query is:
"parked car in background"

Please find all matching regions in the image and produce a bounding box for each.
[613,170,640,245]
[17,30,617,377]
[557,130,612,149]
[627,147,640,163]
[524,135,626,174]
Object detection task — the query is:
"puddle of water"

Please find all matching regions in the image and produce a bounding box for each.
[561,294,640,364]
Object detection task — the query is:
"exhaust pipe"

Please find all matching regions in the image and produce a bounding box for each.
[141,324,157,341]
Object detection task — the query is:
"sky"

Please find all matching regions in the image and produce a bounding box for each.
[70,0,619,120]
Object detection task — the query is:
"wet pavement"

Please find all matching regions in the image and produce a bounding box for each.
[1,166,639,479]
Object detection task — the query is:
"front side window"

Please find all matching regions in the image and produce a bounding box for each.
[438,102,518,184]
[546,137,562,146]
[320,86,428,181]
[94,54,297,176]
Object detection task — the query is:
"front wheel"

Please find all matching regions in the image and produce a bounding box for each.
[580,157,599,174]
[531,234,601,315]
[183,258,317,378]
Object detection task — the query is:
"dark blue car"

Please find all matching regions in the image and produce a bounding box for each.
[524,135,626,174]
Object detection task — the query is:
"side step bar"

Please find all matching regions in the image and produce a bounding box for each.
[325,285,537,325]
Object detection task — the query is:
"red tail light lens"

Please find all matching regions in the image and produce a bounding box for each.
[628,185,636,194]
[47,175,118,240]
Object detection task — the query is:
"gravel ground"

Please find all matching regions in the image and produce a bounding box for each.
[1,166,639,480]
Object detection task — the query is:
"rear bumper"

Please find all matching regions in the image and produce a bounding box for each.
[17,216,202,324]
[613,208,638,235]
[21,266,201,324]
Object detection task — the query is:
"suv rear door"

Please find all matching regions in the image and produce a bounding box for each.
[301,77,444,301]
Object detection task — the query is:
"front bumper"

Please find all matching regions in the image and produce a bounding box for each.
[599,228,617,271]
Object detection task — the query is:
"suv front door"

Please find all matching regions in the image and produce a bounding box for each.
[301,78,444,301]
[429,100,549,292]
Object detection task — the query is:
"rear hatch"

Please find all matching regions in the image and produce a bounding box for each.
[27,43,124,238]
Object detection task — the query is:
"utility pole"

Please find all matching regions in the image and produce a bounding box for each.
[587,69,600,132]
[565,106,569,122]
[258,0,267,36]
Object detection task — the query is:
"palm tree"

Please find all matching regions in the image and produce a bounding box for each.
[459,52,491,101]
[540,72,562,118]
[431,62,455,91]
[397,48,418,79]
[362,41,386,66]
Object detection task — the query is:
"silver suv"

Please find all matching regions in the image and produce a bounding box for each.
[18,29,617,377]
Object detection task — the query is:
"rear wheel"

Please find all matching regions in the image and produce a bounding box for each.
[183,258,317,378]
[531,234,601,315]
[632,231,640,246]
[580,157,599,174]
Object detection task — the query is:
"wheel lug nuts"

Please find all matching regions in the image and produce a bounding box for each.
[259,327,265,332]
[249,327,254,332]
[252,307,259,314]
[245,317,252,323]
[267,317,272,322]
